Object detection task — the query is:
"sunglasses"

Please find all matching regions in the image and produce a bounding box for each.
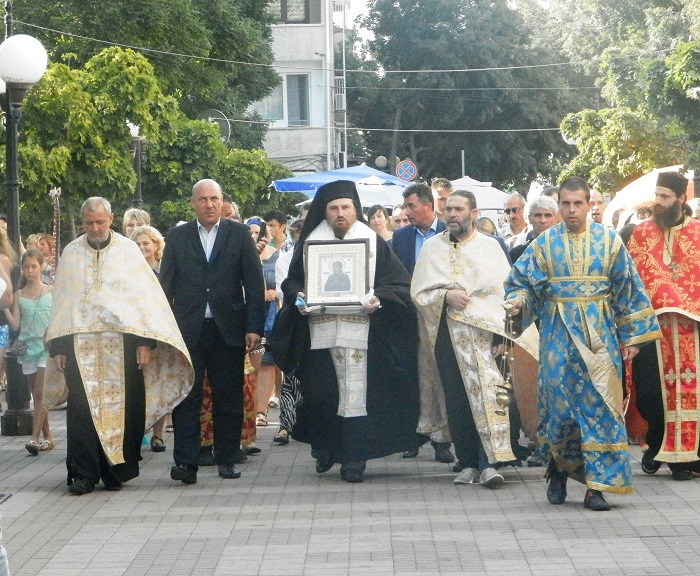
[503,207,522,215]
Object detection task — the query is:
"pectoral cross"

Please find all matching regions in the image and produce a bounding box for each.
[669,262,678,282]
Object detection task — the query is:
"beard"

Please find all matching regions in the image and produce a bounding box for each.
[652,202,682,229]
[447,217,473,238]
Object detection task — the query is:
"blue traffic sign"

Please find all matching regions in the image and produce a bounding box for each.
[396,160,417,181]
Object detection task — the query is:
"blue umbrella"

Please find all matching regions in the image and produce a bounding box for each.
[272,164,409,201]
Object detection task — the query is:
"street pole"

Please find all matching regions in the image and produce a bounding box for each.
[0,0,48,435]
[131,136,143,207]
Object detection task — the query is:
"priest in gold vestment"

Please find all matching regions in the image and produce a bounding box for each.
[44,198,193,494]
[412,190,539,488]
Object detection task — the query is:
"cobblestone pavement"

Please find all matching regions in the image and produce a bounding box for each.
[1,401,700,576]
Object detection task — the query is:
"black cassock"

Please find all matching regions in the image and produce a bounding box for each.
[281,237,420,462]
[49,334,153,489]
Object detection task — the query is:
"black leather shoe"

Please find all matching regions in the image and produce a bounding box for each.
[583,489,611,511]
[171,463,197,484]
[340,461,366,483]
[641,450,661,474]
[198,446,215,466]
[433,442,455,464]
[233,449,248,464]
[218,464,241,479]
[546,471,567,505]
[315,451,334,473]
[245,445,262,455]
[402,447,419,458]
[69,476,95,495]
[671,468,694,481]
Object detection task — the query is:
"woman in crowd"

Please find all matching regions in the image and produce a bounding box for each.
[3,249,53,455]
[367,205,393,241]
[0,230,16,394]
[130,225,169,453]
[123,208,151,238]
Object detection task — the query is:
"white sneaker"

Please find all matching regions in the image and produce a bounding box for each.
[268,396,279,409]
[453,467,480,484]
[480,467,504,488]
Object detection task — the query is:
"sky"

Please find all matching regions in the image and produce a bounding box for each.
[346,0,369,24]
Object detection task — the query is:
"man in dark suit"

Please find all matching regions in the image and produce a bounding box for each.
[160,179,266,484]
[390,182,453,464]
[391,182,447,275]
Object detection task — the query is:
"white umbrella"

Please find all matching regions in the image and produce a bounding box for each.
[354,175,407,208]
[450,176,507,210]
[603,165,692,227]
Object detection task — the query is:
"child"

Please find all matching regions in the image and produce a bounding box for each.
[3,249,53,455]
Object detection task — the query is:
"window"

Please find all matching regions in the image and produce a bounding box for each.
[251,74,310,127]
[269,0,321,24]
[287,75,309,126]
[269,0,308,23]
[255,84,284,123]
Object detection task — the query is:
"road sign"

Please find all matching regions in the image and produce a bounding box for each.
[396,159,417,181]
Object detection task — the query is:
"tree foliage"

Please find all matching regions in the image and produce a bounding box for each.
[12,0,279,147]
[1,47,288,241]
[538,0,698,191]
[559,108,688,190]
[350,0,579,189]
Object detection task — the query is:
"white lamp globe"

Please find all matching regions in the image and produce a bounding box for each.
[0,34,48,85]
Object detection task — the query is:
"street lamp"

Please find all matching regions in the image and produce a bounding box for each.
[128,123,148,208]
[0,1,48,436]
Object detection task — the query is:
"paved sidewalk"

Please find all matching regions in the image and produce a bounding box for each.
[1,402,700,576]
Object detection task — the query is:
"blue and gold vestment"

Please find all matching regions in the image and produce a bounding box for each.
[505,222,660,493]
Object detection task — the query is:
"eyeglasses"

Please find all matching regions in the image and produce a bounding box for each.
[503,207,521,215]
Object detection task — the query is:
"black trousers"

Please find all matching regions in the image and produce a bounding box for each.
[435,312,489,470]
[64,334,145,488]
[173,319,245,468]
[633,341,700,468]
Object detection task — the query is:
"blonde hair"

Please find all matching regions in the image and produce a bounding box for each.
[0,228,18,266]
[130,225,165,262]
[122,208,150,235]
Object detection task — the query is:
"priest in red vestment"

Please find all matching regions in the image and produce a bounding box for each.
[627,171,700,480]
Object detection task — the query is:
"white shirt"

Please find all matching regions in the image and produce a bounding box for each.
[197,218,220,318]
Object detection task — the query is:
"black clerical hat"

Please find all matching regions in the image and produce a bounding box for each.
[656,171,689,197]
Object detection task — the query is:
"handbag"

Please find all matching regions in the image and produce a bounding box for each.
[268,302,308,373]
[6,338,27,358]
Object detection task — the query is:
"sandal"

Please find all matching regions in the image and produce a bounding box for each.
[25,439,41,456]
[273,429,289,445]
[39,439,55,451]
[255,412,268,427]
[150,436,166,453]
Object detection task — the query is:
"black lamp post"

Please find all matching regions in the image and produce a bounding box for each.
[0,1,48,435]
[128,123,147,208]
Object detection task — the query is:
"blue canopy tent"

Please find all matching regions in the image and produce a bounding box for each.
[272,165,409,207]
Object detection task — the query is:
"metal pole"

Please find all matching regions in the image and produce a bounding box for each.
[342,1,348,168]
[461,150,465,178]
[131,138,143,207]
[1,0,32,436]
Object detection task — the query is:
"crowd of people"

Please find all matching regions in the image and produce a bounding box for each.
[0,170,697,518]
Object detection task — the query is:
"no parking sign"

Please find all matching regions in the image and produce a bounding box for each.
[396,160,417,181]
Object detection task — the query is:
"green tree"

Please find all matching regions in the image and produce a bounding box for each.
[559,107,688,190]
[1,47,288,240]
[11,47,179,238]
[543,0,698,190]
[13,0,279,147]
[142,117,292,228]
[350,0,578,188]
